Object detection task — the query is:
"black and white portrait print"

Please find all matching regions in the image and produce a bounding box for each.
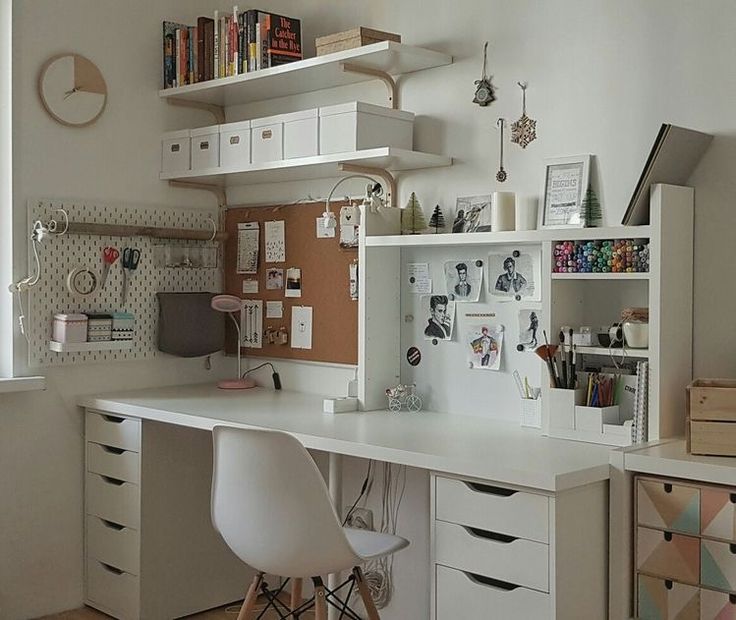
[488,252,537,300]
[422,294,456,341]
[443,260,482,302]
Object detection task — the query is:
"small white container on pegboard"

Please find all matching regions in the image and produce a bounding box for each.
[52,313,88,343]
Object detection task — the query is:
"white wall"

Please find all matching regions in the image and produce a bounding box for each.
[4,1,736,619]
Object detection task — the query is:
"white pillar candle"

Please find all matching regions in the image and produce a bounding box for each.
[515,195,539,231]
[492,191,515,232]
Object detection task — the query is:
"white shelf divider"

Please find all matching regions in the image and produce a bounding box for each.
[49,341,134,353]
[159,41,453,106]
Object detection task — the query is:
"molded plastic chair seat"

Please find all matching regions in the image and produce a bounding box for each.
[343,527,408,561]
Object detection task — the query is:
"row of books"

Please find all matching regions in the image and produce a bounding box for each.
[163,7,302,89]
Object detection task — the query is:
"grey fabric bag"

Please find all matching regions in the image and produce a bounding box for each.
[157,292,225,357]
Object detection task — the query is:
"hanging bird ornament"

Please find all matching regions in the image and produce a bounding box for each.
[510,82,537,148]
[473,42,497,106]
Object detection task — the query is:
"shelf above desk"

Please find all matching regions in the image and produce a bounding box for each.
[79,383,612,492]
[159,42,453,107]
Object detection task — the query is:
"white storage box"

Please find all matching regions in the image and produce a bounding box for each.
[319,102,414,155]
[52,313,88,343]
[252,115,284,163]
[283,109,319,159]
[161,129,191,174]
[219,120,251,169]
[190,125,220,170]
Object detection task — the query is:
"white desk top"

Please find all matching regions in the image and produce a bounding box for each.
[624,439,736,486]
[79,383,613,492]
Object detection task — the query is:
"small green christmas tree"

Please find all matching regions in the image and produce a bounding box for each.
[582,186,602,227]
[428,205,445,233]
[401,192,427,234]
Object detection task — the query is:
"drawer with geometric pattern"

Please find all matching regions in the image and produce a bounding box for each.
[638,477,700,535]
[637,526,701,585]
[637,574,699,620]
[701,487,736,543]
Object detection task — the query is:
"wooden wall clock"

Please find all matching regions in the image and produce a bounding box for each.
[38,54,107,127]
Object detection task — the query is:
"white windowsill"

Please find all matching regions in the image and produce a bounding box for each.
[0,376,46,394]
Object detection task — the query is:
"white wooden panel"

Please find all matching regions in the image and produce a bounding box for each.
[87,515,140,576]
[435,564,550,620]
[434,520,549,591]
[434,476,549,543]
[86,473,140,529]
[86,557,140,620]
[86,411,141,452]
[87,442,140,484]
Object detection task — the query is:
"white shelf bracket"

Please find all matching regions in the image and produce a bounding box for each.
[166,97,226,124]
[340,62,398,109]
[168,180,227,208]
[338,163,397,208]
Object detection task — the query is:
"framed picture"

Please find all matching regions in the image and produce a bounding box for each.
[453,195,492,233]
[539,155,591,229]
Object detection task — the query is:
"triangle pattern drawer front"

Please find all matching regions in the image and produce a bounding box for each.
[636,574,700,620]
[637,527,700,585]
[701,587,736,617]
[637,478,700,535]
[701,487,736,542]
[701,539,736,592]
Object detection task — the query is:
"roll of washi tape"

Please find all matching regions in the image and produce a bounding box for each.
[67,267,98,296]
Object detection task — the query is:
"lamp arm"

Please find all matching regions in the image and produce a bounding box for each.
[324,174,381,218]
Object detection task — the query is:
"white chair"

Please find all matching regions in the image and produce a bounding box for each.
[211,425,409,620]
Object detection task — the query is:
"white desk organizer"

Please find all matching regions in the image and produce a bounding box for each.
[27,199,220,367]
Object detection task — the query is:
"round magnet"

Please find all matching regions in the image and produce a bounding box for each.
[515,294,522,301]
[513,250,520,258]
[475,259,483,267]
[448,293,455,301]
[406,347,422,366]
[409,276,416,284]
[516,344,524,352]
[432,339,439,346]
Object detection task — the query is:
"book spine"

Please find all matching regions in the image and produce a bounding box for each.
[213,10,219,79]
[204,19,214,81]
[163,24,173,88]
[257,12,270,70]
[268,15,302,65]
[247,10,257,72]
[175,28,181,87]
[232,6,239,76]
[197,18,206,83]
[182,27,189,85]
[223,16,230,77]
[188,26,195,84]
[238,11,245,73]
[220,16,227,77]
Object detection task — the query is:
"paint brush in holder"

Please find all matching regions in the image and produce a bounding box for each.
[535,343,560,388]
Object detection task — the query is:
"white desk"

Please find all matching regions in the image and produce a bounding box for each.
[79,383,613,620]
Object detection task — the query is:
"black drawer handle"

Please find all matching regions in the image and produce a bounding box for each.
[101,414,124,424]
[664,531,673,542]
[465,482,517,497]
[99,562,124,576]
[730,544,736,554]
[100,445,125,455]
[464,571,520,592]
[665,580,673,590]
[464,526,518,544]
[100,518,125,531]
[664,483,673,493]
[730,493,736,504]
[100,475,125,486]
[730,594,736,605]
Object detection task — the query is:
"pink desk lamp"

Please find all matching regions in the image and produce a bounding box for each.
[211,294,256,389]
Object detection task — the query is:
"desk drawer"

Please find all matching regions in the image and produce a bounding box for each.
[87,442,139,484]
[637,574,700,620]
[435,476,549,543]
[701,486,736,542]
[435,564,550,620]
[87,557,139,620]
[638,478,700,535]
[701,587,736,619]
[637,527,700,584]
[86,473,140,529]
[435,520,548,592]
[87,515,140,576]
[86,411,140,452]
[701,539,736,592]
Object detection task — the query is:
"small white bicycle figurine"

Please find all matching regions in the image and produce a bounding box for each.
[385,383,422,413]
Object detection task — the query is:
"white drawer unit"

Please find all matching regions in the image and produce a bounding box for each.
[219,120,251,168]
[282,108,319,159]
[190,125,220,170]
[84,409,253,619]
[431,473,607,620]
[87,515,140,576]
[435,564,550,620]
[86,411,141,452]
[252,115,284,163]
[87,442,140,484]
[435,475,549,543]
[161,129,190,174]
[434,520,549,592]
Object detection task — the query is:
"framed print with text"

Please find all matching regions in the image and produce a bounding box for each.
[539,155,591,229]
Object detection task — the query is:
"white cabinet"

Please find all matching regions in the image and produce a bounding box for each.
[431,473,608,620]
[84,409,253,619]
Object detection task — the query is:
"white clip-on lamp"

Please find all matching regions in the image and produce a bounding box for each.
[323,175,385,229]
[211,294,257,390]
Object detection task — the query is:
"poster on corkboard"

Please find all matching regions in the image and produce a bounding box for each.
[224,201,358,365]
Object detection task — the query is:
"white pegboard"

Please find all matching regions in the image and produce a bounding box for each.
[27,199,221,367]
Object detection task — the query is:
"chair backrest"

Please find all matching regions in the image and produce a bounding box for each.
[211,425,361,578]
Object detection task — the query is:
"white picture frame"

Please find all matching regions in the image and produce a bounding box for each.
[539,155,592,229]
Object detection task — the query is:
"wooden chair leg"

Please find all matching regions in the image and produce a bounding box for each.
[290,577,303,611]
[313,580,328,620]
[353,566,380,620]
[237,572,264,620]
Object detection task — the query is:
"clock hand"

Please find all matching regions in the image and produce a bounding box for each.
[63,86,81,100]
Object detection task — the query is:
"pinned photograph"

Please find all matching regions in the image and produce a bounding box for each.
[517,309,541,351]
[285,267,302,298]
[454,195,492,233]
[422,294,456,341]
[488,251,537,300]
[443,260,482,302]
[466,324,504,370]
[266,268,284,290]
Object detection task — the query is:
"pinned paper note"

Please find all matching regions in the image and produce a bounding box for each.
[265,220,286,263]
[266,301,283,319]
[242,279,259,294]
[285,267,302,298]
[236,222,259,274]
[291,306,313,349]
[407,263,431,294]
[316,217,336,238]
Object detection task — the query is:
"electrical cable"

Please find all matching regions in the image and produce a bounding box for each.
[342,460,374,526]
[241,361,282,390]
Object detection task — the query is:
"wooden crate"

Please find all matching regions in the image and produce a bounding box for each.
[316,27,401,56]
[686,379,736,456]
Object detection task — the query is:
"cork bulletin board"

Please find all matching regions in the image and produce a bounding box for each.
[224,201,358,365]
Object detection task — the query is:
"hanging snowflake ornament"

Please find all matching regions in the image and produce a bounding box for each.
[511,82,537,149]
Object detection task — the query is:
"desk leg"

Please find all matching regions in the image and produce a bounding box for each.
[328,452,343,620]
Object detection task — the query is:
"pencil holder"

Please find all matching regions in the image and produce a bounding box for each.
[520,398,542,429]
[575,405,621,433]
[548,387,586,430]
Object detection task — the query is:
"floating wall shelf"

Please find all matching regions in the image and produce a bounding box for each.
[49,341,134,353]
